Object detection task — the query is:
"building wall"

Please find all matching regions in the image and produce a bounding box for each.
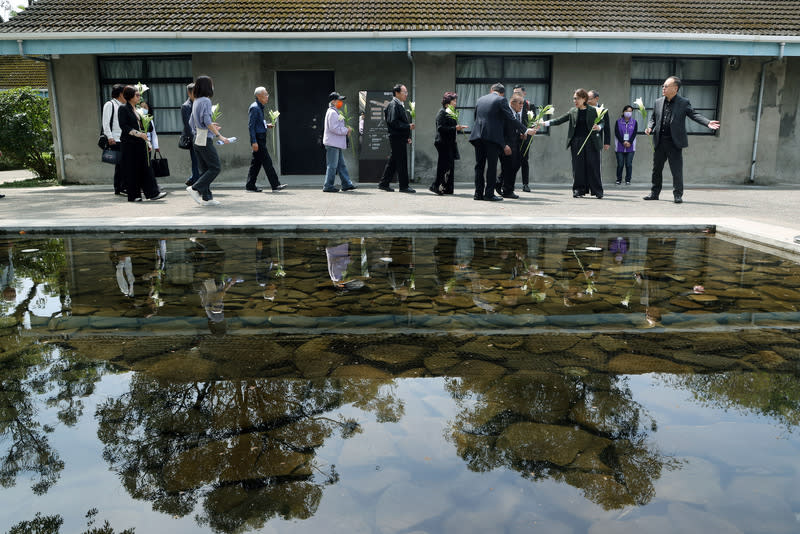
[53,51,798,187]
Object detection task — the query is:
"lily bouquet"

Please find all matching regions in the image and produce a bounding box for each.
[634,97,654,152]
[133,82,153,150]
[268,109,280,154]
[445,104,462,144]
[408,101,416,122]
[337,103,357,159]
[211,103,222,123]
[521,104,554,158]
[577,104,608,156]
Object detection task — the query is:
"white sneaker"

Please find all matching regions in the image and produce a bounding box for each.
[202,199,221,206]
[149,191,168,200]
[186,186,202,205]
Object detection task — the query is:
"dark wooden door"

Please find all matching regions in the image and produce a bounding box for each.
[276,71,334,175]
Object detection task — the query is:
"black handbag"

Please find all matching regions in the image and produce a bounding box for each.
[178,133,193,150]
[101,148,120,165]
[151,151,170,177]
[98,101,116,149]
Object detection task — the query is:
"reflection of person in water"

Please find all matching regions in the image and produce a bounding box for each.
[110,242,136,298]
[0,241,16,304]
[141,239,167,316]
[609,236,629,264]
[256,237,284,301]
[325,239,365,291]
[189,237,237,334]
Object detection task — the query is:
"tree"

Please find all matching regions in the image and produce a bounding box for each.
[0,87,56,181]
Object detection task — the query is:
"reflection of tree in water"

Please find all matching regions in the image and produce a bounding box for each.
[444,372,681,509]
[95,375,403,533]
[663,371,800,432]
[0,339,108,495]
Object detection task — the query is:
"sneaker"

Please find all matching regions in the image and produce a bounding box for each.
[323,187,340,193]
[149,191,168,200]
[399,188,416,193]
[272,184,287,191]
[184,179,194,186]
[246,187,263,193]
[186,186,203,205]
[342,184,357,191]
[522,185,531,192]
[378,184,394,192]
[615,180,622,185]
[202,199,221,206]
[625,181,631,185]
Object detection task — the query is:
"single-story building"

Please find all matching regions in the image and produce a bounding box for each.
[0,54,47,96]
[1,0,799,187]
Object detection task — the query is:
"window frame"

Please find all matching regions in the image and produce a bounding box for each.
[455,55,552,134]
[97,55,193,135]
[630,56,722,136]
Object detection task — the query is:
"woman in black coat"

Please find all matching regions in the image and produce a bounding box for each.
[118,85,166,202]
[545,88,603,199]
[430,91,465,195]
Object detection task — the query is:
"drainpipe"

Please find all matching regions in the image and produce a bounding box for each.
[749,42,785,183]
[407,38,415,184]
[17,39,65,183]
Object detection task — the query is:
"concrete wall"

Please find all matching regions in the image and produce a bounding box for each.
[51,51,799,187]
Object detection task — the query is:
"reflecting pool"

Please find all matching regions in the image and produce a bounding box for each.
[1,232,799,533]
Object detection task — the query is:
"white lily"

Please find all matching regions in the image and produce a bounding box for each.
[211,103,222,122]
[135,82,149,95]
[408,101,416,121]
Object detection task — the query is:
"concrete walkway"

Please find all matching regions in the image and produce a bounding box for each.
[1,179,799,255]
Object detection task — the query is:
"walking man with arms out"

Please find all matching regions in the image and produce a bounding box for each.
[643,76,720,204]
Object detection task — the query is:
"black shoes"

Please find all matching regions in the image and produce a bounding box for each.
[522,185,531,192]
[400,188,416,193]
[429,185,443,196]
[246,187,263,192]
[573,191,585,198]
[674,196,683,204]
[615,180,622,185]
[378,184,394,192]
[473,194,483,201]
[643,195,659,200]
[595,194,603,199]
[484,195,504,202]
[502,193,519,199]
[342,184,357,191]
[273,184,287,191]
[323,187,339,193]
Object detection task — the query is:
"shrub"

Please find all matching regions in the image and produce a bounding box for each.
[0,87,57,181]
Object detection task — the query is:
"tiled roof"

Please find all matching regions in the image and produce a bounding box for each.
[0,0,798,35]
[0,55,48,88]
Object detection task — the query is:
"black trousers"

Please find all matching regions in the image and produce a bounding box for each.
[651,137,683,198]
[110,145,123,193]
[121,142,159,201]
[247,134,281,190]
[499,144,521,195]
[472,139,502,199]
[433,142,456,194]
[569,137,602,196]
[520,142,531,185]
[380,135,410,190]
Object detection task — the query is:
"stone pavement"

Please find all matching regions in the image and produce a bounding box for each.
[1,180,799,255]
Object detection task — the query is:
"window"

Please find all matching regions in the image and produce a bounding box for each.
[455,56,551,132]
[98,56,192,134]
[630,57,721,135]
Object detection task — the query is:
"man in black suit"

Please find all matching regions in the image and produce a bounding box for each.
[513,85,537,193]
[469,83,536,201]
[379,83,415,193]
[498,94,527,199]
[644,76,720,203]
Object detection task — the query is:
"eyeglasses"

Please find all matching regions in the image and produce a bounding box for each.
[662,84,673,89]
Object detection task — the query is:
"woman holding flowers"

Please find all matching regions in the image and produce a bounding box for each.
[118,85,166,202]
[544,88,604,199]
[614,105,637,185]
[187,75,230,207]
[430,91,465,195]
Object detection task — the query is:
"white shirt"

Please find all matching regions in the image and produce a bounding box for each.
[102,98,123,142]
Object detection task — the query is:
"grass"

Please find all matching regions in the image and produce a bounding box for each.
[0,177,59,188]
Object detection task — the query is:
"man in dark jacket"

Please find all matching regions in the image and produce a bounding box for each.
[498,94,528,199]
[379,84,415,193]
[469,83,536,201]
[644,76,720,203]
[246,87,286,193]
[514,85,537,192]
